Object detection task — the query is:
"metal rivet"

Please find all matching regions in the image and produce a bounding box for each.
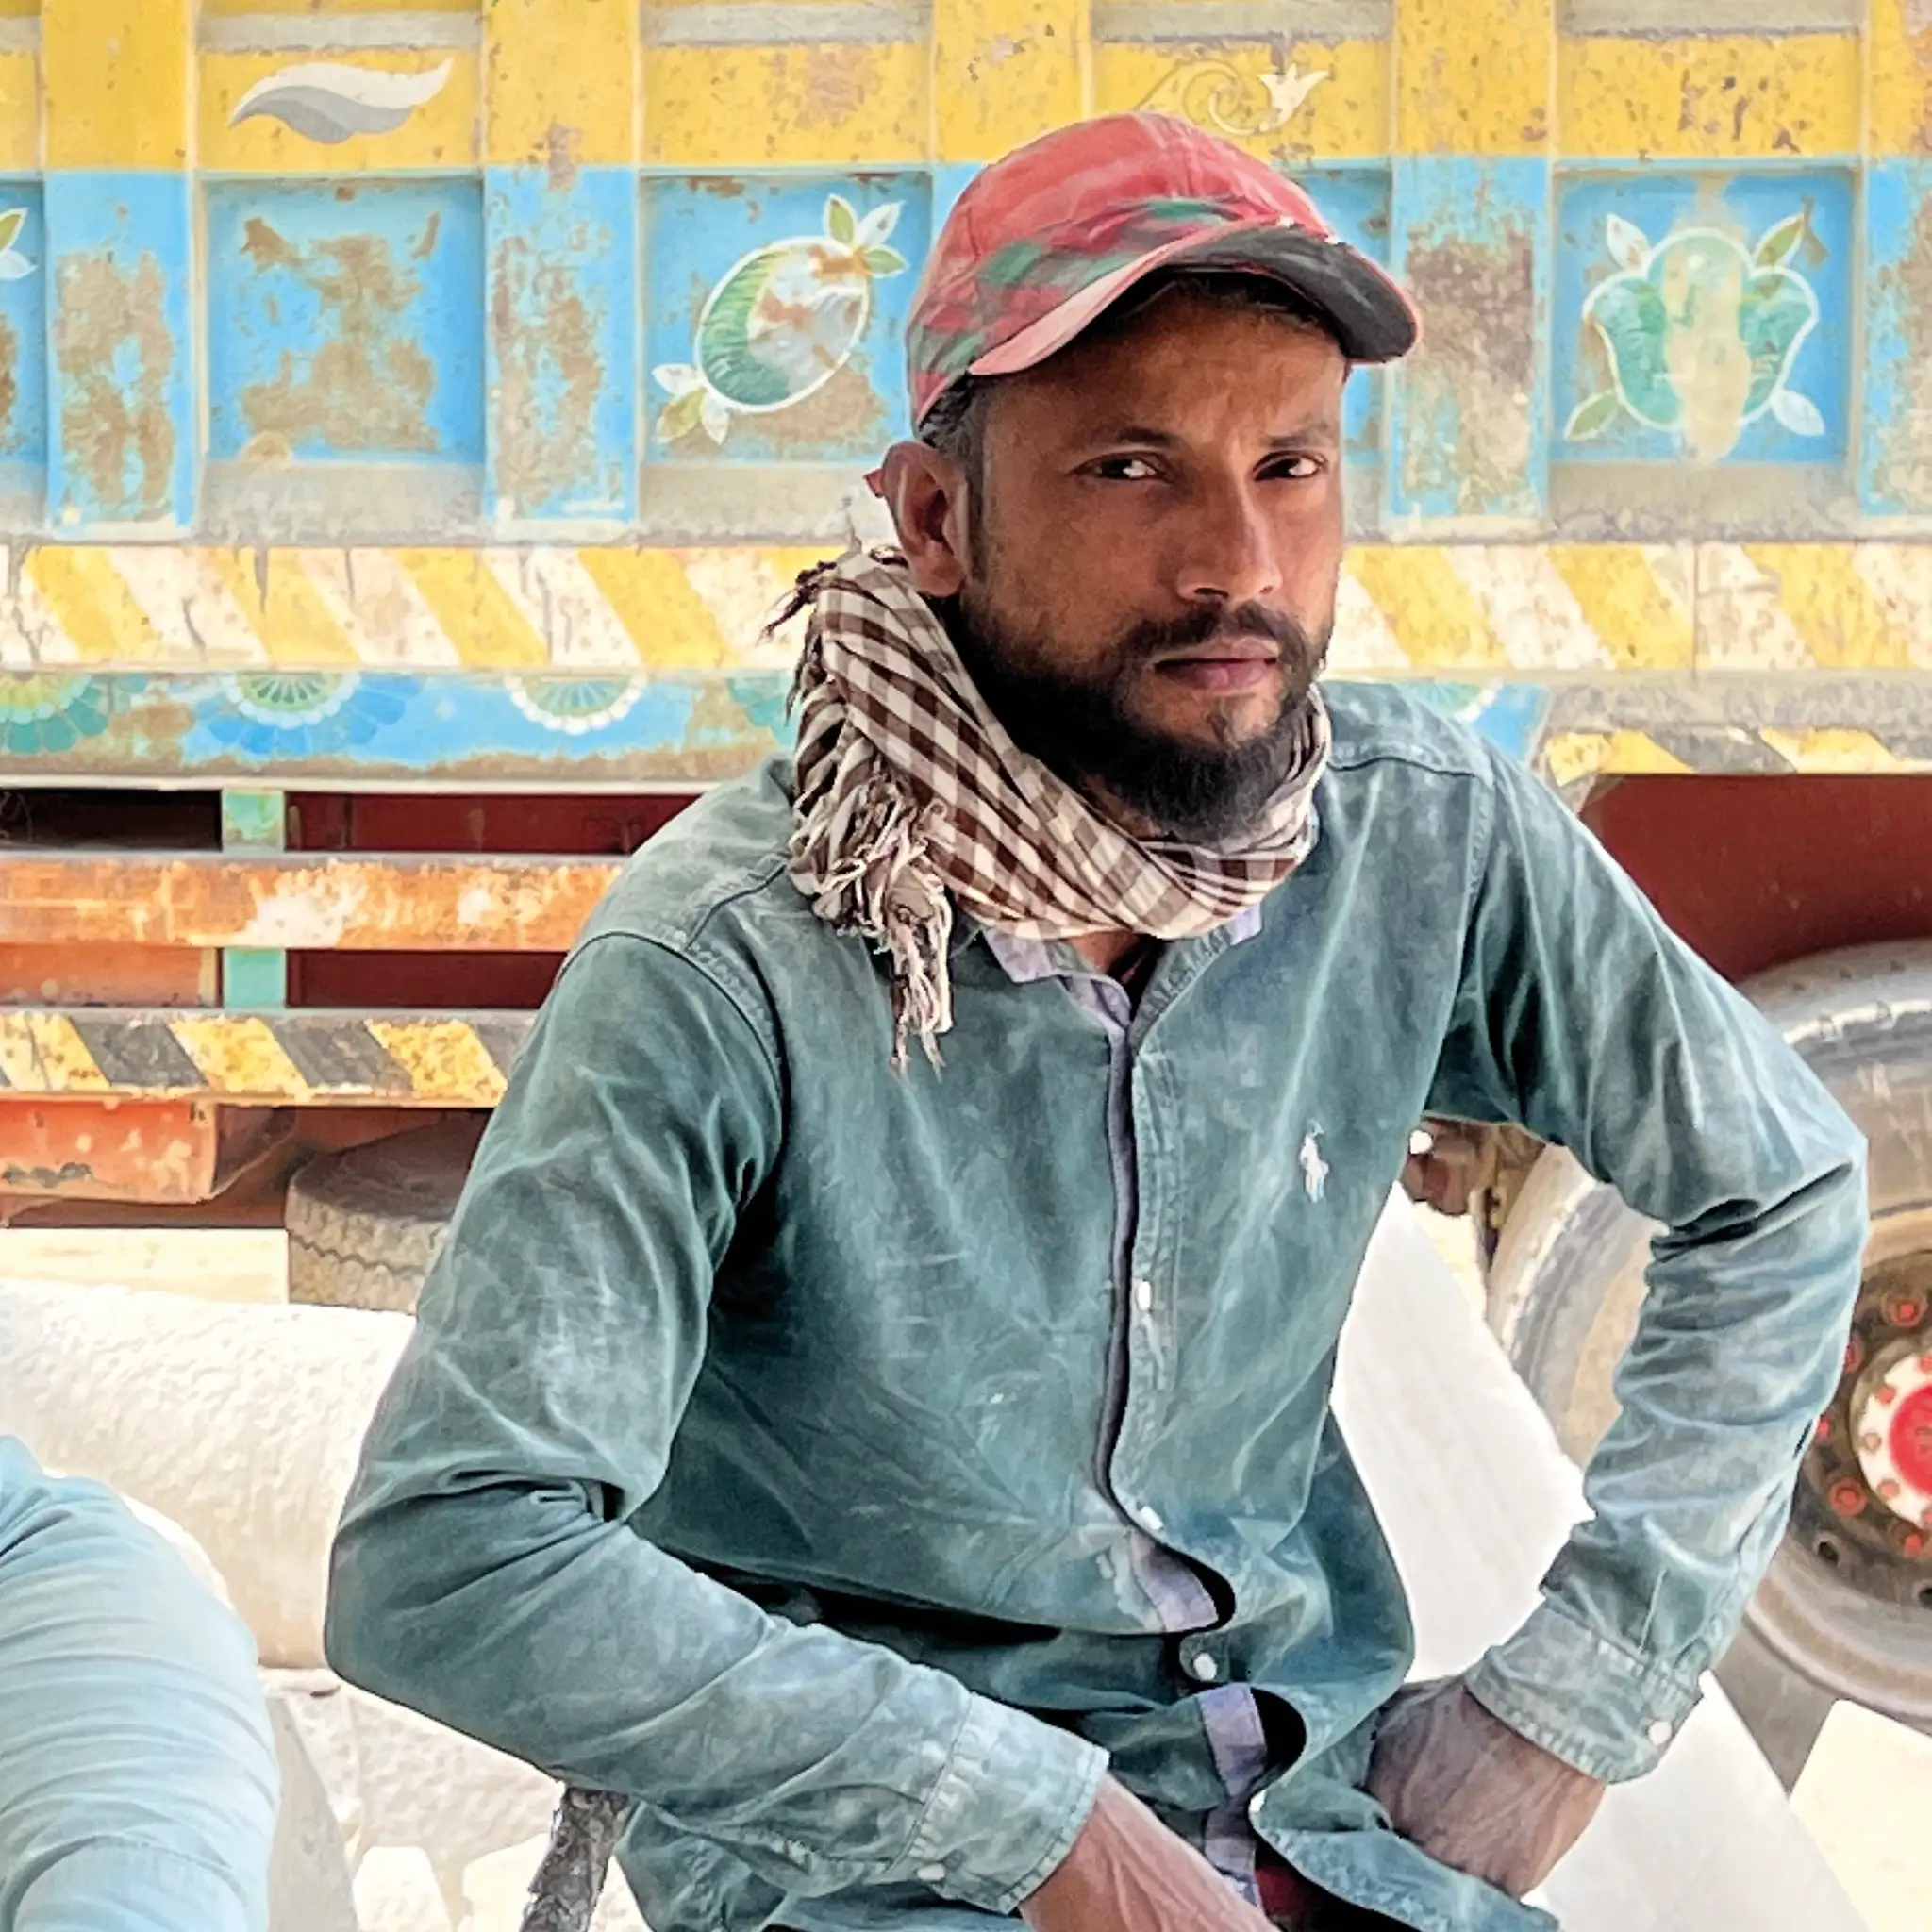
[1134,1279,1154,1313]
[1136,1504,1164,1534]
[1646,1720,1673,1747]
[917,1865,946,1885]
[1191,1653,1220,1682]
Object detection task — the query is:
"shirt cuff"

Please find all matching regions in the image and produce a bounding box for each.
[895,1692,1110,1916]
[1465,1601,1704,1784]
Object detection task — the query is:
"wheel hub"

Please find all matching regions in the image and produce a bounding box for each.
[1854,1351,1932,1532]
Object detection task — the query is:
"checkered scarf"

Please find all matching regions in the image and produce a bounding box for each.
[781,548,1329,1068]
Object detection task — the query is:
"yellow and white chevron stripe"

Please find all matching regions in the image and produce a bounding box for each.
[6,541,1932,677]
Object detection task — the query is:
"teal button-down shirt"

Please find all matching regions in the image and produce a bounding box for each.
[328,685,1866,1932]
[0,1437,278,1932]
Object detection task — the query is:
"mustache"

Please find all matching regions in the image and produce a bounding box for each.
[1114,603,1315,659]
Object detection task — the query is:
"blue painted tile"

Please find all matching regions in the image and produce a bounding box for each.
[1553,167,1853,470]
[45,172,196,528]
[207,177,485,466]
[485,163,638,525]
[644,171,931,462]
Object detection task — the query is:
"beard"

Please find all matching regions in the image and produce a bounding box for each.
[943,587,1330,845]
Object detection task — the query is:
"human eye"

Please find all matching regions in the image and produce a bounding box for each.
[1087,454,1165,482]
[1263,452,1328,481]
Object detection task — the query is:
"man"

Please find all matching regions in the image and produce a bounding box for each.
[0,1436,278,1929]
[326,115,1866,1931]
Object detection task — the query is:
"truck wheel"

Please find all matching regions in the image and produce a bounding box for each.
[286,1119,486,1313]
[1487,941,1932,1785]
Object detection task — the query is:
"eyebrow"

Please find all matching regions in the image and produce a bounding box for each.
[1079,418,1343,449]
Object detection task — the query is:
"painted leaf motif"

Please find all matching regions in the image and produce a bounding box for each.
[1754,213,1807,271]
[697,251,800,408]
[657,387,711,443]
[0,208,25,254]
[1564,391,1622,442]
[699,392,733,444]
[855,203,902,248]
[652,363,702,397]
[862,246,908,277]
[1739,271,1819,416]
[1605,215,1651,273]
[1773,388,1825,436]
[1585,275,1679,428]
[0,251,34,282]
[825,195,858,246]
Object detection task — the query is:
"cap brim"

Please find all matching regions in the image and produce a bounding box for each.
[966,218,1419,394]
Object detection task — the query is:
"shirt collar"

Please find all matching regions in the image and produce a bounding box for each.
[984,906,1263,989]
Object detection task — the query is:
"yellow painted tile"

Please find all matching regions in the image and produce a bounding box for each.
[367,1019,508,1105]
[44,0,189,169]
[1546,544,1694,671]
[487,0,637,168]
[397,549,548,667]
[1394,0,1551,155]
[200,47,479,171]
[1872,0,1932,156]
[201,551,361,667]
[168,1016,309,1102]
[1348,546,1508,669]
[0,0,37,17]
[1740,543,1913,670]
[1758,726,1908,774]
[0,50,37,172]
[0,1013,109,1094]
[1093,37,1387,161]
[645,41,924,165]
[1544,730,1690,788]
[202,0,473,11]
[1559,33,1857,159]
[24,548,164,666]
[576,548,730,669]
[933,0,1087,163]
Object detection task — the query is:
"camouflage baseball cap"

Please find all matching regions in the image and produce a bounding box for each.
[905,112,1420,427]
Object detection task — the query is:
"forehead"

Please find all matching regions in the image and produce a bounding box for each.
[986,290,1347,441]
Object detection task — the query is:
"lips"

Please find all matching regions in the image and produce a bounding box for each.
[1153,638,1281,693]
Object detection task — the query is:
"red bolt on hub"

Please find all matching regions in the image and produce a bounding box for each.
[1815,1416,1833,1443]
[1904,1531,1927,1558]
[1830,1479,1869,1517]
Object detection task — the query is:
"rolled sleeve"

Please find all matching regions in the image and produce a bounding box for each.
[1467,1602,1703,1783]
[897,1694,1108,1914]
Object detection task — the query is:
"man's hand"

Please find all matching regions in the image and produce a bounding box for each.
[1021,1777,1275,1932]
[1366,1678,1604,1899]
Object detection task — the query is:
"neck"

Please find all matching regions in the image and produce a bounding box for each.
[1069,930,1150,976]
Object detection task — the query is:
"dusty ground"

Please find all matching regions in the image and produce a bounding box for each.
[5,1216,1929,1932]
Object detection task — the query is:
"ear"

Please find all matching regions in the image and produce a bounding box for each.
[878,441,971,598]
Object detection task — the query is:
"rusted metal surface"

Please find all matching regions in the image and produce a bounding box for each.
[0,943,218,1008]
[0,1097,219,1202]
[0,853,620,955]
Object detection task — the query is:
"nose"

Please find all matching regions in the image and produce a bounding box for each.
[1174,475,1283,609]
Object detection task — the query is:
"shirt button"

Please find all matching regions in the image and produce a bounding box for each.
[917,1865,946,1884]
[1190,1653,1220,1682]
[1646,1719,1673,1747]
[1133,1278,1154,1312]
[1135,1504,1164,1534]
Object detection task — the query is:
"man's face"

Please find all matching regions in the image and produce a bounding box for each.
[896,287,1348,842]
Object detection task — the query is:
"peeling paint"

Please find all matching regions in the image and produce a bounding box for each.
[55,251,177,521]
[0,311,16,447]
[237,218,437,457]
[1871,192,1932,513]
[1400,225,1538,518]
[491,237,604,515]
